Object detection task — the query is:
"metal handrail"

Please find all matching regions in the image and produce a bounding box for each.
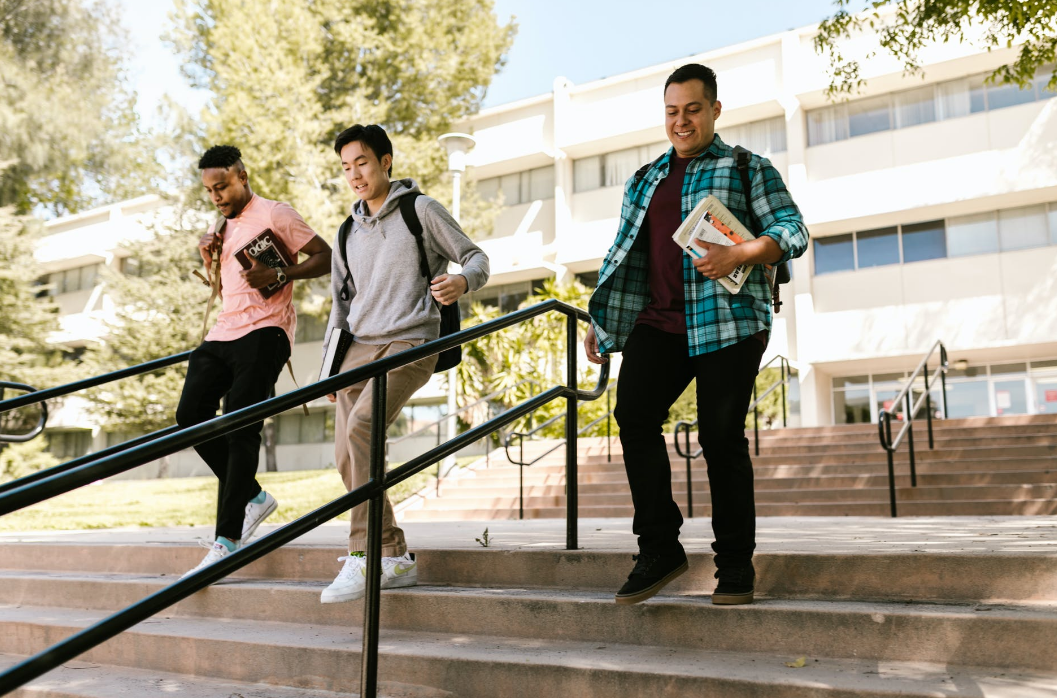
[0,299,608,698]
[673,355,792,518]
[503,381,616,519]
[877,340,948,517]
[0,382,48,444]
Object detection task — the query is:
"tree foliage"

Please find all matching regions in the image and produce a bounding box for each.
[814,0,1057,99]
[167,0,515,238]
[0,0,159,214]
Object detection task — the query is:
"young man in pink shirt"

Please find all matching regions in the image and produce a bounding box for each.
[179,145,332,578]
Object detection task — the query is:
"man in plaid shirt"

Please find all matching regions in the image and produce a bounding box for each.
[585,64,809,606]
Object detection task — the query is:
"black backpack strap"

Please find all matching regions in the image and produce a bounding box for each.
[732,145,758,234]
[398,192,431,281]
[337,215,354,302]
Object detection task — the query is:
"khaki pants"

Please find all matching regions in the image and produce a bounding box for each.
[335,339,437,556]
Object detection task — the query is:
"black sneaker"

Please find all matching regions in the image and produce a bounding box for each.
[614,551,689,605]
[712,565,755,605]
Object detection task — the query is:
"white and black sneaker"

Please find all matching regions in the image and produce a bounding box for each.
[241,491,278,542]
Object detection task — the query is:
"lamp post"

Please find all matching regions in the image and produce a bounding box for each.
[437,133,476,474]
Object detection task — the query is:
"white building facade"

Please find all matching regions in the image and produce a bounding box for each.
[456,23,1057,428]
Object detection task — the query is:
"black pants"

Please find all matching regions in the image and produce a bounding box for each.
[614,323,765,570]
[176,326,290,541]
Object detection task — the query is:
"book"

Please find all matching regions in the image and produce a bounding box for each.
[671,195,755,294]
[232,229,295,299]
[319,327,354,381]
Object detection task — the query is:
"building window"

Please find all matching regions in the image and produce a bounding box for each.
[807,65,1056,146]
[855,227,899,268]
[813,234,854,275]
[997,205,1048,252]
[47,430,92,460]
[720,117,788,156]
[476,166,555,206]
[901,220,947,263]
[43,263,102,296]
[573,142,669,194]
[275,409,335,445]
[947,211,999,257]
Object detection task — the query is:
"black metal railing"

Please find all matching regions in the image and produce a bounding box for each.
[0,299,607,698]
[877,340,948,517]
[386,378,540,495]
[503,381,616,519]
[673,355,792,518]
[0,382,48,444]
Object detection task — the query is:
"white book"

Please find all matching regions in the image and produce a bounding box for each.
[671,194,755,294]
[319,327,354,382]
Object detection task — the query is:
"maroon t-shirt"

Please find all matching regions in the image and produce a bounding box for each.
[635,154,693,334]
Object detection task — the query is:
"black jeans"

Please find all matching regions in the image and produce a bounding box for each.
[614,323,765,570]
[176,326,290,541]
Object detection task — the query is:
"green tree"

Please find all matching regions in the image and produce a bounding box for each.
[0,437,58,483]
[814,0,1057,99]
[0,0,159,214]
[167,0,516,237]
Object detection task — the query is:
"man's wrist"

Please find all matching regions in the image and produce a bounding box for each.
[275,267,288,285]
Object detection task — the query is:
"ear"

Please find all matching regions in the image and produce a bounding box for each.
[238,168,249,185]
[713,100,723,120]
[381,153,393,176]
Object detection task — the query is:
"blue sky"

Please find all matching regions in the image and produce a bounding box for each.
[118,0,842,120]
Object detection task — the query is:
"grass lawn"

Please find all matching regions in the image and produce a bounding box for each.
[0,457,477,532]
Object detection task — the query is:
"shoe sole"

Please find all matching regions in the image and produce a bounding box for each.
[712,590,754,605]
[242,497,278,542]
[614,560,689,605]
[321,589,365,604]
[382,573,418,589]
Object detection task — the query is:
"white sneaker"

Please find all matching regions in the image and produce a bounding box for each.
[321,554,367,603]
[242,491,278,542]
[381,552,418,589]
[181,541,233,579]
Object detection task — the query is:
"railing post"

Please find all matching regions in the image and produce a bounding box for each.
[780,359,787,427]
[884,413,897,518]
[360,373,387,698]
[924,365,935,450]
[519,436,524,520]
[566,313,578,550]
[905,392,918,489]
[940,344,949,419]
[683,424,694,519]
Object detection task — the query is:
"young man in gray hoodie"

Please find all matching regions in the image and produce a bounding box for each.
[320,124,489,604]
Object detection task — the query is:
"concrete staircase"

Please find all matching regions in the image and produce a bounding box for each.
[403,415,1057,521]
[2,529,1057,696]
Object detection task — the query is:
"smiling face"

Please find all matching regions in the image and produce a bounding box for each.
[201,165,252,219]
[664,79,722,159]
[340,140,392,214]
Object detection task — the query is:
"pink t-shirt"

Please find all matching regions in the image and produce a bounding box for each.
[204,194,316,346]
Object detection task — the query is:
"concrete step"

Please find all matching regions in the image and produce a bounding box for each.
[4,545,1056,604]
[420,483,1057,510]
[5,608,1053,698]
[403,498,1057,520]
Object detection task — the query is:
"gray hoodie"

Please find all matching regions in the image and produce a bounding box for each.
[322,179,489,356]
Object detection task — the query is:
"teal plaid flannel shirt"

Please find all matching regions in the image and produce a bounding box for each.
[588,134,809,357]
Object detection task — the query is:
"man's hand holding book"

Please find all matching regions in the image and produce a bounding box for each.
[690,238,747,281]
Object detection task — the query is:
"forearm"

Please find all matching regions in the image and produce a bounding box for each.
[732,236,783,266]
[285,251,332,281]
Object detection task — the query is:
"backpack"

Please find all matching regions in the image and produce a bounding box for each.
[632,146,790,313]
[336,192,461,373]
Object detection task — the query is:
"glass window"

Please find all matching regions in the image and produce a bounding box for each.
[300,411,325,443]
[499,173,520,205]
[807,104,849,146]
[814,234,854,275]
[573,157,602,193]
[894,86,936,128]
[1036,66,1057,100]
[476,177,499,202]
[856,227,899,268]
[518,171,531,203]
[603,147,643,188]
[1035,377,1057,413]
[991,362,1027,375]
[1050,203,1057,245]
[837,375,869,389]
[969,75,987,113]
[986,79,1037,111]
[277,415,300,444]
[947,211,999,257]
[937,78,972,120]
[848,95,891,137]
[529,166,554,200]
[834,388,871,424]
[998,205,1048,251]
[945,380,991,417]
[723,117,787,155]
[993,379,1028,416]
[901,220,947,263]
[854,227,896,268]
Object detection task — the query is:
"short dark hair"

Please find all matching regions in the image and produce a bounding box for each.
[334,124,393,177]
[198,145,244,171]
[664,64,718,103]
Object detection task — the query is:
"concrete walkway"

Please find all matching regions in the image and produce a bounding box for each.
[4,515,1057,555]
